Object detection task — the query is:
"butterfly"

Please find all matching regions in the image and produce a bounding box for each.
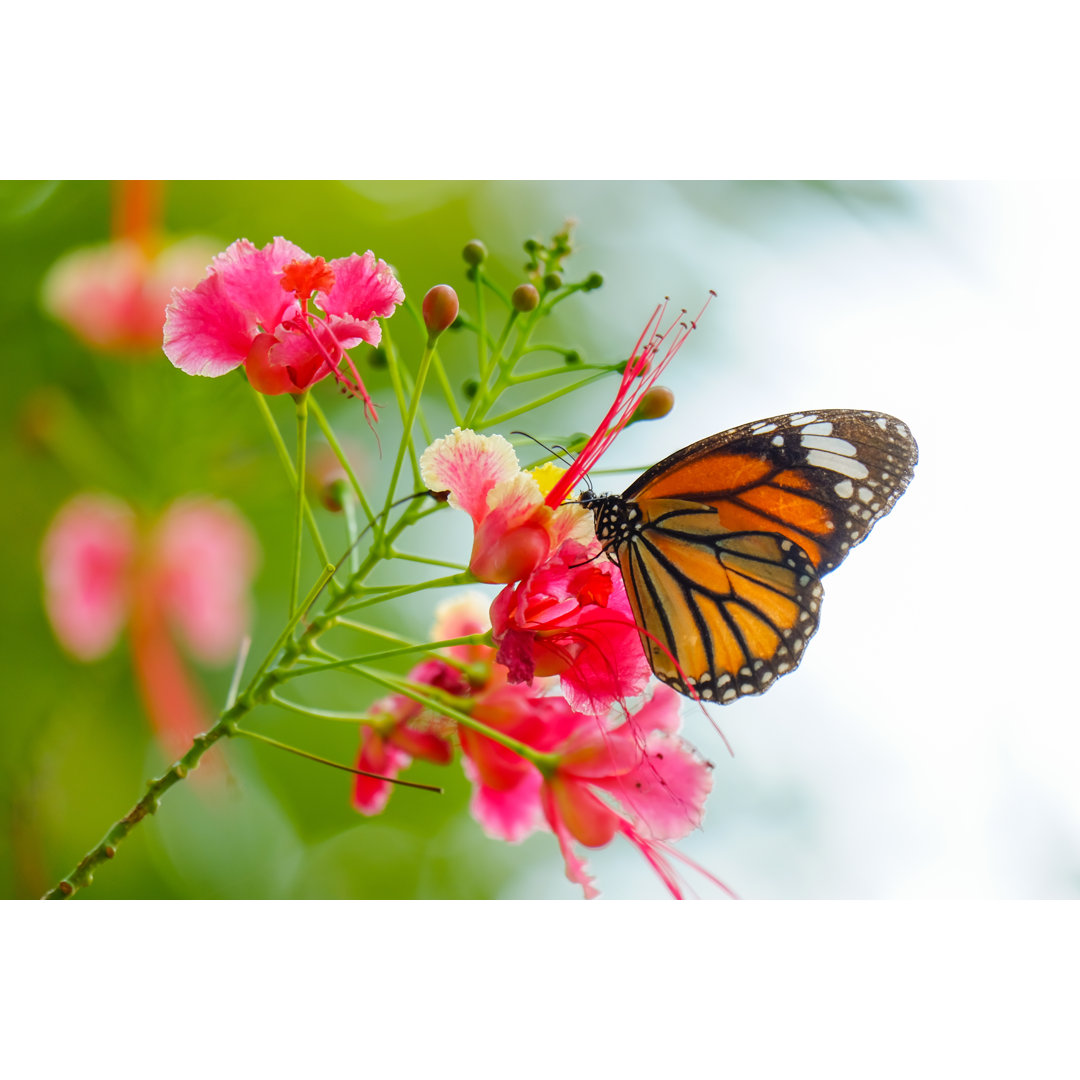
[581,409,918,704]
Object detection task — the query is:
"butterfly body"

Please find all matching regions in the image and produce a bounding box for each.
[583,409,918,703]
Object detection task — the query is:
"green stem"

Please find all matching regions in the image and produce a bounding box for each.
[42,705,246,899]
[355,666,555,772]
[234,727,443,793]
[250,388,335,571]
[308,395,377,531]
[289,391,309,616]
[275,633,491,682]
[383,338,435,514]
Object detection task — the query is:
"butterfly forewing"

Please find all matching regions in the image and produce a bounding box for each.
[623,409,918,574]
[613,500,823,702]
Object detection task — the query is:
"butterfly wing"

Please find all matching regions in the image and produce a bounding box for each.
[623,409,917,574]
[613,499,823,702]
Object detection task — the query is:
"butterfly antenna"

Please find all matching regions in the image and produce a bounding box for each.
[509,430,577,468]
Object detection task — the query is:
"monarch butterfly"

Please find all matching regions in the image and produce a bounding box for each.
[581,409,917,704]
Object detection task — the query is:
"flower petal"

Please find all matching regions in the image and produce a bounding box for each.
[420,428,521,525]
[462,754,544,842]
[162,270,255,377]
[599,731,713,841]
[150,497,259,663]
[41,494,137,660]
[211,237,307,330]
[353,729,412,816]
[319,251,404,320]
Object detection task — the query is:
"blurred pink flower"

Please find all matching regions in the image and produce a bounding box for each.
[42,236,218,354]
[41,493,259,753]
[163,237,403,419]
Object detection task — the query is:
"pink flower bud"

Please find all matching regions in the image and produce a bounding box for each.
[422,284,459,337]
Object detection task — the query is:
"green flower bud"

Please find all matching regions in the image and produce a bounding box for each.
[564,350,581,365]
[583,272,603,291]
[463,378,480,399]
[631,386,675,422]
[512,284,540,312]
[543,272,562,292]
[369,347,388,369]
[463,240,487,266]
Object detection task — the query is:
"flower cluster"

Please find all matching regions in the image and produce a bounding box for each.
[41,494,258,753]
[163,237,404,421]
[353,596,716,898]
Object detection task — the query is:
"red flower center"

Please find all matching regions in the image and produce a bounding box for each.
[280,257,336,301]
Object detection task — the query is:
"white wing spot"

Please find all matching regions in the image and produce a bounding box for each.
[771,435,785,447]
[806,449,870,479]
[875,417,888,430]
[858,486,874,503]
[802,435,857,456]
[722,688,737,702]
[750,421,778,434]
[801,421,833,435]
[834,479,854,498]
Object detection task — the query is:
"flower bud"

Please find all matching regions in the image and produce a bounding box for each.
[512,284,540,313]
[583,272,603,292]
[422,284,459,339]
[462,378,480,399]
[463,240,487,266]
[368,346,388,369]
[631,386,675,422]
[543,272,562,292]
[564,350,581,365]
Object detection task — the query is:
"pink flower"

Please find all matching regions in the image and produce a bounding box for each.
[420,428,588,584]
[461,681,721,899]
[351,594,488,815]
[490,540,650,716]
[162,237,404,419]
[42,236,219,354]
[420,426,648,713]
[41,493,259,753]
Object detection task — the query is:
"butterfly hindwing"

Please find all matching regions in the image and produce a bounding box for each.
[622,409,918,574]
[608,499,823,702]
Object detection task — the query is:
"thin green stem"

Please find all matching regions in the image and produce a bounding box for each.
[483,371,610,427]
[383,337,435,515]
[250,388,335,570]
[308,395,377,530]
[275,633,491,682]
[336,570,476,614]
[289,391,309,617]
[355,666,555,772]
[390,551,469,570]
[234,727,443,793]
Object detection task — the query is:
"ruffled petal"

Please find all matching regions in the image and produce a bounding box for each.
[40,494,137,660]
[163,270,255,377]
[598,731,713,841]
[420,428,521,525]
[325,315,382,350]
[320,251,404,320]
[211,237,307,330]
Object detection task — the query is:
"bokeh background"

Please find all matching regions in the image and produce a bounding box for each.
[2,180,1075,900]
